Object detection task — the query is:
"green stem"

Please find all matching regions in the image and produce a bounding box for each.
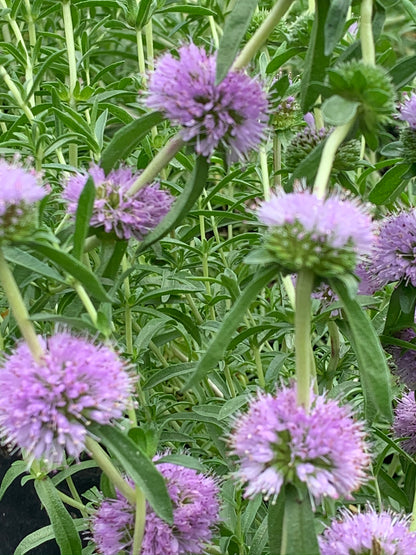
[360,0,376,65]
[312,121,354,199]
[0,248,43,361]
[260,146,270,201]
[253,344,265,388]
[411,483,416,531]
[72,281,98,326]
[325,320,340,388]
[62,0,78,167]
[136,28,146,76]
[295,269,314,409]
[273,135,281,188]
[65,476,90,518]
[128,135,185,196]
[233,0,295,70]
[58,490,94,515]
[224,364,236,397]
[144,21,154,72]
[0,65,35,122]
[209,15,220,49]
[85,436,136,503]
[23,0,37,48]
[131,487,146,555]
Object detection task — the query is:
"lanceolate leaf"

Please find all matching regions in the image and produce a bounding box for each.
[34,477,82,555]
[90,424,173,524]
[137,156,209,252]
[100,111,164,174]
[183,266,278,391]
[216,0,258,84]
[331,277,393,425]
[72,176,95,260]
[324,0,352,55]
[14,520,87,555]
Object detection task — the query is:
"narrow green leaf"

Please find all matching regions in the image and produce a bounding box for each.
[183,266,278,391]
[403,0,416,23]
[52,107,99,152]
[249,514,268,555]
[100,112,164,174]
[0,460,27,501]
[73,177,95,260]
[2,246,66,283]
[300,0,331,111]
[368,163,410,205]
[216,0,258,84]
[157,4,215,16]
[90,424,173,524]
[322,95,359,126]
[34,477,82,555]
[383,281,416,333]
[324,0,352,55]
[137,156,209,252]
[281,485,320,555]
[155,453,206,472]
[378,468,410,506]
[266,46,306,74]
[135,0,154,29]
[14,520,87,555]
[331,278,393,424]
[27,242,111,302]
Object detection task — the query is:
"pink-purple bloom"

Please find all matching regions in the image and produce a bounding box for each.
[0,159,46,240]
[258,190,373,276]
[0,332,133,465]
[398,92,416,129]
[229,384,370,502]
[63,165,173,241]
[147,43,268,161]
[92,462,219,555]
[372,210,416,287]
[319,508,416,555]
[393,392,416,454]
[386,328,416,389]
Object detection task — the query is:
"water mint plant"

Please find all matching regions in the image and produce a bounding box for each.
[0,0,414,554]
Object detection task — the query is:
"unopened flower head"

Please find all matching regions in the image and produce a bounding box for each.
[229,384,370,502]
[393,392,416,454]
[258,190,373,277]
[319,508,416,555]
[386,328,416,390]
[0,332,133,466]
[0,158,46,241]
[147,43,269,161]
[92,462,219,555]
[63,165,173,241]
[372,210,416,287]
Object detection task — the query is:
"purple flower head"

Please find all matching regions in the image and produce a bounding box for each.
[0,332,133,466]
[92,462,219,555]
[393,392,416,454]
[319,508,416,555]
[258,190,373,276]
[386,328,416,389]
[147,43,269,161]
[398,93,416,129]
[63,164,173,241]
[229,384,370,502]
[0,159,46,241]
[372,210,416,287]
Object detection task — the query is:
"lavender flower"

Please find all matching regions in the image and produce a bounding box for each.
[319,508,416,555]
[229,384,369,502]
[258,190,373,276]
[92,463,219,555]
[147,43,268,161]
[393,392,416,454]
[398,92,416,129]
[0,159,46,241]
[0,332,132,465]
[386,328,416,389]
[63,165,173,241]
[372,211,416,287]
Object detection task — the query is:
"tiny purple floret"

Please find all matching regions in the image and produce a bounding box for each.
[0,332,133,466]
[398,92,416,129]
[229,384,370,502]
[319,507,416,555]
[147,43,269,161]
[63,165,173,241]
[394,392,416,454]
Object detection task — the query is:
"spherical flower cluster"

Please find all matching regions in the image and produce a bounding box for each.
[386,328,416,390]
[257,190,373,277]
[0,332,133,465]
[147,43,268,161]
[92,462,219,555]
[229,384,370,502]
[0,159,46,241]
[319,508,416,555]
[393,392,416,454]
[63,165,173,241]
[372,211,416,287]
[398,92,416,129]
